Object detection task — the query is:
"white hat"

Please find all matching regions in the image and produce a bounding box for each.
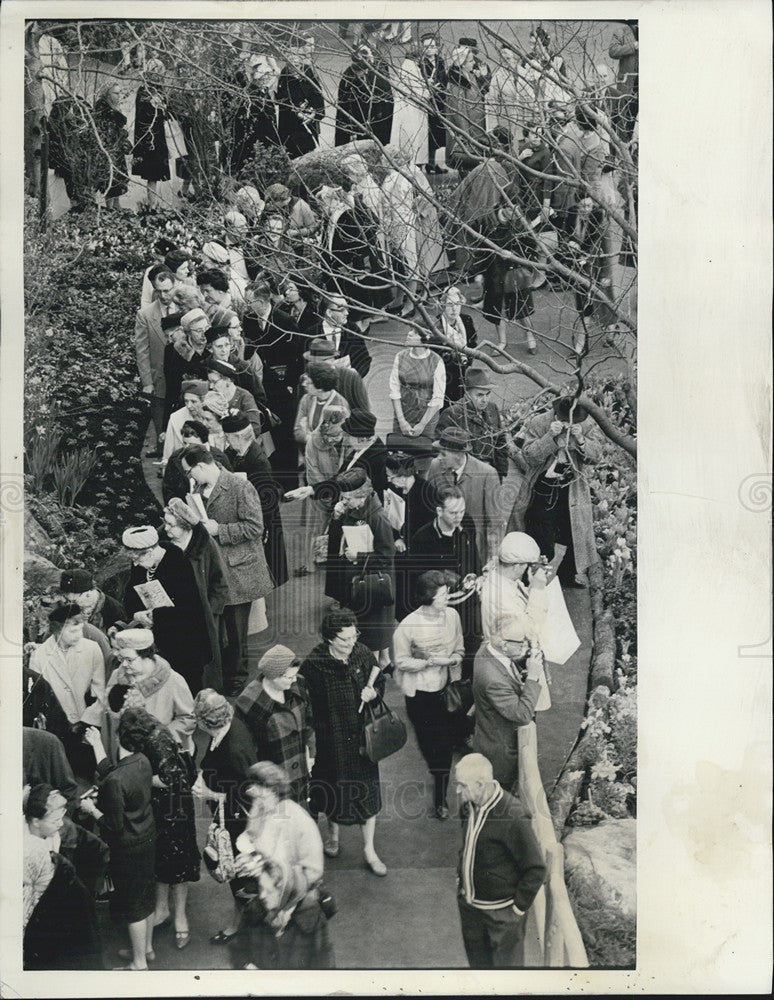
[122,526,159,549]
[202,241,229,265]
[498,532,541,564]
[114,628,155,650]
[181,307,208,329]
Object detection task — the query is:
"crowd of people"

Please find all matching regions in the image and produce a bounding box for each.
[24,20,638,972]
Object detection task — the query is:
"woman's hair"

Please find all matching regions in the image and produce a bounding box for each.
[208,305,239,328]
[173,284,203,310]
[415,569,449,606]
[118,706,158,753]
[245,279,273,303]
[306,363,338,392]
[154,237,177,257]
[197,268,229,293]
[278,272,313,303]
[246,761,291,801]
[24,783,64,821]
[386,452,417,477]
[181,419,209,442]
[193,688,233,729]
[320,607,357,642]
[441,285,466,305]
[165,249,191,272]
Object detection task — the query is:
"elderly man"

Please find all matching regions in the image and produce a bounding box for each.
[436,368,515,480]
[453,752,546,969]
[427,426,504,564]
[471,615,544,794]
[134,266,178,457]
[181,445,274,695]
[510,395,601,587]
[28,602,106,776]
[163,307,210,424]
[306,294,372,379]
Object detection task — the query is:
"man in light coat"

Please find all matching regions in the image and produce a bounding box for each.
[426,426,505,563]
[471,615,543,793]
[134,266,179,457]
[181,445,273,695]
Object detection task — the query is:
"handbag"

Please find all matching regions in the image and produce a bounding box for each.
[361,695,407,763]
[503,265,535,294]
[349,553,394,613]
[202,797,235,884]
[442,664,474,715]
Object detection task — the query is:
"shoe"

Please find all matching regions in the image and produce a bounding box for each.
[434,164,449,173]
[364,853,387,877]
[118,948,154,962]
[210,929,239,945]
[145,447,163,458]
[424,163,435,174]
[113,964,148,971]
[560,577,586,589]
[526,334,537,354]
[175,931,191,950]
[323,836,340,858]
[294,565,313,577]
[433,806,450,821]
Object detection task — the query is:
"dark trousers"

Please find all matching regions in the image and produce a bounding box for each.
[457,898,526,969]
[526,475,577,583]
[148,394,165,442]
[405,690,456,811]
[221,602,251,693]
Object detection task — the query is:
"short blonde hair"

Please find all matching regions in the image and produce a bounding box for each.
[193,688,233,730]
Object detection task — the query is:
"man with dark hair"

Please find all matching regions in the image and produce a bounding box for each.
[135,267,179,457]
[182,445,274,695]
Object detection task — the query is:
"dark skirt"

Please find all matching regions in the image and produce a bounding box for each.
[405,689,457,776]
[108,836,156,924]
[230,901,336,969]
[152,787,201,885]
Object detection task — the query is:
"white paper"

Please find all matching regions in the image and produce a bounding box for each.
[341,524,374,556]
[133,579,175,610]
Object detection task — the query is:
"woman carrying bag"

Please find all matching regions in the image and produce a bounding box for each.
[298,609,388,876]
[392,570,465,820]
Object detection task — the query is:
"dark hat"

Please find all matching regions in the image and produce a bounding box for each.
[47,601,83,625]
[303,337,337,362]
[342,409,377,437]
[420,31,437,42]
[464,367,494,391]
[206,359,238,379]
[180,379,208,398]
[435,426,470,452]
[221,414,252,433]
[60,568,93,593]
[458,36,478,47]
[552,395,590,423]
[336,467,369,492]
[205,325,231,345]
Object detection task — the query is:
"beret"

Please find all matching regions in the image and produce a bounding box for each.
[202,241,229,265]
[257,644,301,679]
[435,426,470,452]
[205,325,231,345]
[180,379,209,397]
[221,414,252,433]
[499,532,541,564]
[206,359,238,379]
[181,308,209,328]
[113,628,155,650]
[202,391,229,419]
[60,568,93,593]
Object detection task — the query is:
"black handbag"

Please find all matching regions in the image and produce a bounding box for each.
[349,553,394,613]
[361,695,407,763]
[442,665,474,715]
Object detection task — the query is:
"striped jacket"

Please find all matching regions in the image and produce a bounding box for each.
[458,782,546,913]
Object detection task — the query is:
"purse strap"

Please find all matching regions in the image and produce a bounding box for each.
[217,795,226,830]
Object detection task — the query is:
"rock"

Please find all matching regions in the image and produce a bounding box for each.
[563,818,636,966]
[96,548,132,600]
[25,508,53,555]
[25,551,63,593]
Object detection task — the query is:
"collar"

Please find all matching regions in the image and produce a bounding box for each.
[487,642,511,668]
[322,320,341,339]
[433,517,458,538]
[472,781,503,817]
[126,656,172,698]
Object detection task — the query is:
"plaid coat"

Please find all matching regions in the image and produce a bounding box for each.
[235,677,316,806]
[299,641,383,824]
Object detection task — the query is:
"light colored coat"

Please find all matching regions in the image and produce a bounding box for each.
[202,467,274,605]
[472,642,541,791]
[426,452,505,563]
[507,409,601,575]
[29,635,105,725]
[134,299,168,396]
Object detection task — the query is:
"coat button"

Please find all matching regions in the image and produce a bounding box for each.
[292,762,299,769]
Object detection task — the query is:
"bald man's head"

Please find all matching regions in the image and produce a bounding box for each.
[453,753,495,806]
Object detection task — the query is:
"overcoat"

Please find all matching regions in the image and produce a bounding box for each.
[276,64,325,158]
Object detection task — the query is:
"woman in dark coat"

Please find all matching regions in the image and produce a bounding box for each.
[162,498,231,693]
[108,705,200,950]
[132,78,170,194]
[225,56,281,176]
[222,415,289,588]
[334,42,394,146]
[92,81,132,208]
[122,526,212,694]
[193,689,258,944]
[82,720,156,970]
[276,33,325,158]
[298,608,388,875]
[384,453,437,620]
[325,469,396,668]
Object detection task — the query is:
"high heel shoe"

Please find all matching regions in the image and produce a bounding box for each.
[363,852,387,877]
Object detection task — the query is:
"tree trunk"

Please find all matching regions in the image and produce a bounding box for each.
[547,729,598,841]
[588,563,616,691]
[24,22,46,199]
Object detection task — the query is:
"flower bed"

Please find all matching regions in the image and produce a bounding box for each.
[23,201,203,602]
